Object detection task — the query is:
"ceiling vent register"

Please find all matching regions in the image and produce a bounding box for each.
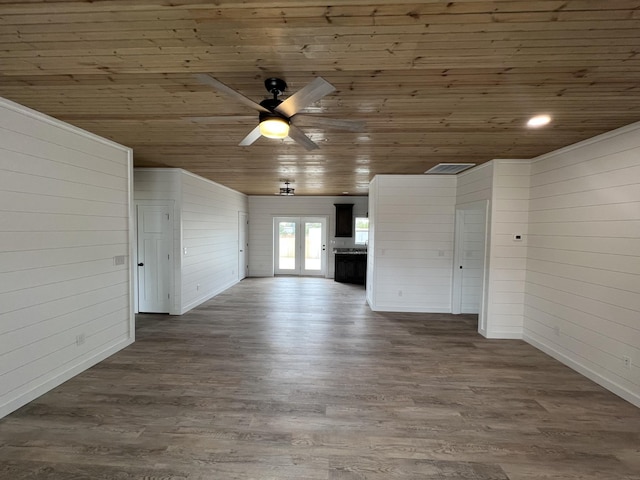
[424,163,476,174]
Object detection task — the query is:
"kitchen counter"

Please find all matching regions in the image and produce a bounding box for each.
[333,248,367,255]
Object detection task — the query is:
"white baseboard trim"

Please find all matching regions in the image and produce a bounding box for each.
[524,334,640,409]
[0,336,134,420]
[368,304,452,313]
[180,279,239,315]
[486,329,523,340]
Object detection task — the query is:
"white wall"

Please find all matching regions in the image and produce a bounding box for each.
[368,175,457,312]
[456,162,493,205]
[486,160,531,338]
[180,170,248,313]
[366,178,378,306]
[248,195,368,277]
[0,97,134,419]
[523,124,640,407]
[134,169,248,315]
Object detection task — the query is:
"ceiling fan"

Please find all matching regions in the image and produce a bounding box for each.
[192,74,365,151]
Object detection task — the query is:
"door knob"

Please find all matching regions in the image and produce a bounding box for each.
[138,263,144,267]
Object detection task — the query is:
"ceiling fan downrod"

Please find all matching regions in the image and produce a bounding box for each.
[264,77,287,100]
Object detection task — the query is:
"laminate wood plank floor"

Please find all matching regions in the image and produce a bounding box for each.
[1,277,639,479]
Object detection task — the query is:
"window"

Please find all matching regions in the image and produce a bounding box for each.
[355,217,369,245]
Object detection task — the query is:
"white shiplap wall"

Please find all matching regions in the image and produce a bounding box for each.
[486,160,531,339]
[0,97,134,419]
[180,170,248,313]
[366,178,378,306]
[368,175,457,312]
[456,162,493,206]
[134,168,248,315]
[247,195,368,278]
[523,124,640,407]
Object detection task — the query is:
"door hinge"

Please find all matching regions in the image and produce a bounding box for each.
[168,293,170,299]
[168,254,170,260]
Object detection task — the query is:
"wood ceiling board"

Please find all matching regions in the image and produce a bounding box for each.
[0,1,639,195]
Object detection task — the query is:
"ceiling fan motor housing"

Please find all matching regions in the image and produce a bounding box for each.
[259,98,289,124]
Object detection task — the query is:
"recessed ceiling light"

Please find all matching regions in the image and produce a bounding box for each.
[342,191,349,194]
[527,115,551,128]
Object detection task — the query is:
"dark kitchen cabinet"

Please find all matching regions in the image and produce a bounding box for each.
[334,203,354,237]
[335,254,367,285]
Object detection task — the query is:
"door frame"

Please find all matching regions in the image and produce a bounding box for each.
[134,200,176,315]
[273,216,328,277]
[452,200,490,333]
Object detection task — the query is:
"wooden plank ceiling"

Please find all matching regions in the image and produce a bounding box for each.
[1,1,639,195]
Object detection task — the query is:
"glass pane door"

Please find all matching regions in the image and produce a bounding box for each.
[276,220,297,273]
[274,217,327,276]
[302,219,325,275]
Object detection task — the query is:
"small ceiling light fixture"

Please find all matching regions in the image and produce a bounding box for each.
[259,116,290,139]
[527,114,552,128]
[279,180,295,196]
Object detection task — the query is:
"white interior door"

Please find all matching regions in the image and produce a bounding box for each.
[239,212,248,280]
[274,217,327,276]
[137,205,172,313]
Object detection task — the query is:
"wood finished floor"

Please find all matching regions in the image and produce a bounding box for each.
[1,277,639,480]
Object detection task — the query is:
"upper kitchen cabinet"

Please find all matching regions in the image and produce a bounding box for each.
[334,203,354,237]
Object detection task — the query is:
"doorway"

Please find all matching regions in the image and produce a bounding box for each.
[274,217,327,276]
[452,201,489,331]
[238,212,248,280]
[136,204,173,313]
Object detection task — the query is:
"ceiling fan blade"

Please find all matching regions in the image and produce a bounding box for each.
[239,125,262,146]
[182,115,255,124]
[287,124,320,151]
[194,74,269,113]
[292,114,366,132]
[275,77,336,118]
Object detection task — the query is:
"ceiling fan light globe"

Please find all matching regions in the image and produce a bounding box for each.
[260,118,289,139]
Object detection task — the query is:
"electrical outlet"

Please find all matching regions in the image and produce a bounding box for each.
[623,356,631,369]
[196,284,200,291]
[75,333,86,346]
[398,290,403,297]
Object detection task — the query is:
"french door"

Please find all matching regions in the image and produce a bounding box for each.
[274,217,327,276]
